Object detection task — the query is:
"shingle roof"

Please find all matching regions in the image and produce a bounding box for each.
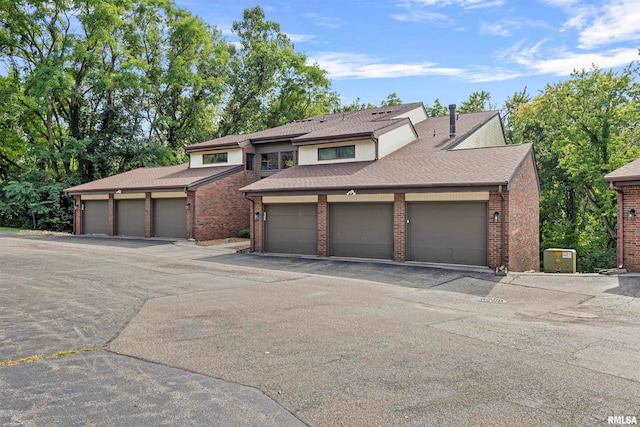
[64,163,241,194]
[605,158,640,182]
[184,103,425,152]
[240,111,533,193]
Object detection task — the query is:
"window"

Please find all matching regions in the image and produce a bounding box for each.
[261,151,294,171]
[281,151,294,169]
[318,145,355,161]
[261,153,279,170]
[246,153,254,171]
[203,152,228,164]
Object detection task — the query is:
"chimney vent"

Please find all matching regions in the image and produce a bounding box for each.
[449,104,456,138]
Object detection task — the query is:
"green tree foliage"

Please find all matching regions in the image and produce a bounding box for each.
[424,98,448,117]
[509,65,640,271]
[458,90,495,113]
[218,6,337,135]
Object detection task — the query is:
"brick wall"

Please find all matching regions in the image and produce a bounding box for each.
[318,195,328,256]
[193,170,256,241]
[393,193,406,262]
[251,196,263,251]
[73,195,82,234]
[506,152,540,272]
[621,186,640,271]
[488,191,506,269]
[108,194,115,236]
[186,191,196,239]
[145,193,152,238]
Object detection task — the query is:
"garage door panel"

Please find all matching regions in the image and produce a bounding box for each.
[82,200,108,235]
[408,202,487,266]
[153,198,186,238]
[116,199,145,237]
[265,204,317,255]
[330,203,393,260]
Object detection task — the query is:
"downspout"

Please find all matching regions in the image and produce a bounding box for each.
[611,182,624,268]
[499,184,506,271]
[243,192,255,252]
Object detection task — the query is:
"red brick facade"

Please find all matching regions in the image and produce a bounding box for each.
[506,152,540,272]
[617,186,640,271]
[192,170,255,241]
[393,194,406,262]
[318,195,328,256]
[488,191,506,269]
[250,196,264,252]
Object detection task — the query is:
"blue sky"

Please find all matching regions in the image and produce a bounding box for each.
[181,1,637,108]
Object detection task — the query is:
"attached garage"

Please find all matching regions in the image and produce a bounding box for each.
[82,200,109,235]
[407,202,487,266]
[153,198,187,238]
[329,203,393,260]
[115,199,145,237]
[264,204,318,255]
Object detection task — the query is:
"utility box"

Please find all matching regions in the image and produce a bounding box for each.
[543,248,577,273]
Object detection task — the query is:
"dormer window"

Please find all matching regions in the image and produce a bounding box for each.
[203,152,228,164]
[318,145,355,161]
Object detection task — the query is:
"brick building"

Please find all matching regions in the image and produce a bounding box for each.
[241,103,540,272]
[605,159,640,271]
[65,102,540,271]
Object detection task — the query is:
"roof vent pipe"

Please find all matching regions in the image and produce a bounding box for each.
[449,104,456,138]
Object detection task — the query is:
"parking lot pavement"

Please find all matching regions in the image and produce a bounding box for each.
[3,233,640,426]
[0,352,302,427]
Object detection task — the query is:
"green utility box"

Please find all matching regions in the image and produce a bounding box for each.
[543,248,577,273]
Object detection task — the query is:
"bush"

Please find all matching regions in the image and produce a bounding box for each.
[577,247,617,273]
[238,227,250,238]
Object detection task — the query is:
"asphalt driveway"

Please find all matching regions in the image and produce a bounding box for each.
[2,233,640,426]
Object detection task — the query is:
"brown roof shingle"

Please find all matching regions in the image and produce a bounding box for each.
[605,158,640,182]
[65,163,241,194]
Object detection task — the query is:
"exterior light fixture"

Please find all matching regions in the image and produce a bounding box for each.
[346,189,357,196]
[254,211,260,221]
[493,212,500,223]
[629,208,636,220]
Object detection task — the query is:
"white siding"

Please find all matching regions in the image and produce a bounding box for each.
[394,105,428,124]
[405,192,489,202]
[81,194,108,200]
[114,193,145,200]
[262,195,318,204]
[378,123,417,159]
[327,194,394,202]
[151,191,187,199]
[452,115,506,150]
[190,147,243,168]
[298,139,376,165]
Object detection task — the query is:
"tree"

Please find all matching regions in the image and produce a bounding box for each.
[502,87,531,144]
[218,6,336,135]
[509,65,640,271]
[425,98,448,117]
[380,92,402,107]
[458,90,495,113]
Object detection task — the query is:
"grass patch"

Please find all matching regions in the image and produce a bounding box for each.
[0,227,26,231]
[0,346,106,367]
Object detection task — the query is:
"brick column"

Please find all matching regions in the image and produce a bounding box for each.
[74,195,82,235]
[251,196,263,252]
[488,191,509,269]
[186,191,195,240]
[318,195,328,257]
[393,193,406,262]
[145,192,152,238]
[108,194,115,236]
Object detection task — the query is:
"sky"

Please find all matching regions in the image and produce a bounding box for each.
[169,1,635,109]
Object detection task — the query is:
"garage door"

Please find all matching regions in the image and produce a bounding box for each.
[82,200,108,235]
[407,202,487,266]
[153,198,186,238]
[264,204,317,255]
[115,199,145,237]
[329,203,393,260]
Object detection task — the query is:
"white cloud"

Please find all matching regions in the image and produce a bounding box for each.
[480,22,510,36]
[303,13,342,29]
[577,0,640,48]
[287,34,316,43]
[392,0,503,22]
[508,44,638,75]
[308,52,464,79]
